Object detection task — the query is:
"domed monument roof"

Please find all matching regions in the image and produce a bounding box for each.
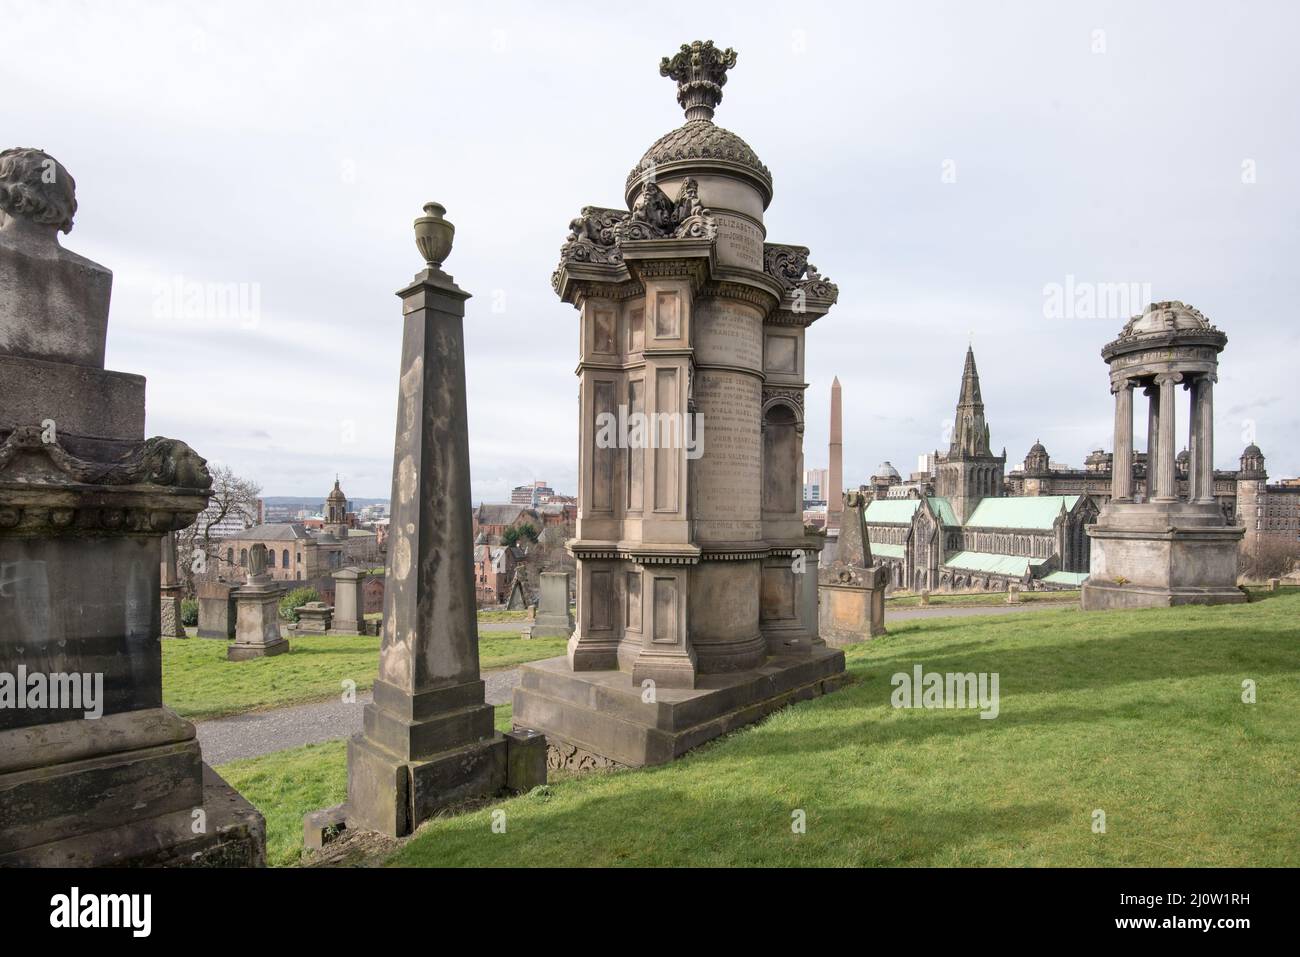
[326,477,346,503]
[624,40,773,207]
[874,461,901,480]
[1119,301,1217,339]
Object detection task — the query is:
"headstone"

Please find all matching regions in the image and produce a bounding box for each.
[525,571,573,639]
[1082,303,1246,610]
[817,490,888,645]
[919,589,931,606]
[514,42,847,769]
[228,544,289,660]
[331,565,366,633]
[197,579,237,639]
[296,601,333,634]
[1006,583,1022,603]
[310,201,543,841]
[0,147,264,866]
[505,573,527,610]
[159,529,186,637]
[1267,578,1279,592]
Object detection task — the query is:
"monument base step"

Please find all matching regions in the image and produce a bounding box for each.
[0,764,266,867]
[1081,579,1249,610]
[227,637,290,660]
[512,647,848,768]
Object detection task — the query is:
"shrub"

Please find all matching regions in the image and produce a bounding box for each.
[180,598,199,627]
[279,587,321,622]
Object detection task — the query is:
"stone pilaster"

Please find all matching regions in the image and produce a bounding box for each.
[1154,372,1180,503]
[1111,379,1134,502]
[1194,374,1216,504]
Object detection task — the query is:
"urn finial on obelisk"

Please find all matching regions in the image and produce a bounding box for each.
[413,201,454,269]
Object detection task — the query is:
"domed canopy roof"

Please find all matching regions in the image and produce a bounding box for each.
[874,461,901,480]
[1120,301,1216,339]
[626,121,772,201]
[1242,443,1263,457]
[326,478,346,503]
[1029,439,1048,455]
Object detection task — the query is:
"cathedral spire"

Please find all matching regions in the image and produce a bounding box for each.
[950,346,990,457]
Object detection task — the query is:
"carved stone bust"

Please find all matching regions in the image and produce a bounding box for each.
[0,146,113,368]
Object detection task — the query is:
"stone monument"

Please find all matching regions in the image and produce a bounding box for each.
[295,601,333,634]
[505,573,527,611]
[818,490,888,645]
[330,565,366,634]
[309,201,544,843]
[159,530,186,637]
[1081,302,1247,609]
[227,544,289,659]
[514,41,845,769]
[197,579,237,639]
[523,570,573,639]
[0,147,264,865]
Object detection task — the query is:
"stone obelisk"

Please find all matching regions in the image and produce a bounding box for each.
[326,202,542,841]
[828,375,843,532]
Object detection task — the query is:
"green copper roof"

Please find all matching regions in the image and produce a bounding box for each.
[863,499,922,524]
[943,551,1047,577]
[965,495,1080,530]
[871,542,906,559]
[1042,571,1089,586]
[928,497,958,526]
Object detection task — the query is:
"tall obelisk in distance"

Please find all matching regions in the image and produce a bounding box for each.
[828,375,843,532]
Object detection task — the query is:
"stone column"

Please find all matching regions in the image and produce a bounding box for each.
[1195,374,1216,504]
[1111,380,1134,503]
[1144,382,1160,501]
[331,565,366,634]
[1154,373,1180,503]
[159,530,186,637]
[828,375,843,531]
[344,202,506,838]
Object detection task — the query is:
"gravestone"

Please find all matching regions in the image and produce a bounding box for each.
[296,601,333,634]
[1006,583,1022,604]
[331,565,366,633]
[0,147,264,865]
[228,544,289,660]
[515,42,845,769]
[309,202,544,842]
[505,573,527,611]
[159,530,186,637]
[818,490,888,645]
[197,579,237,639]
[524,570,573,639]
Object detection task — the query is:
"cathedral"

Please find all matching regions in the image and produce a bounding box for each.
[863,347,1098,592]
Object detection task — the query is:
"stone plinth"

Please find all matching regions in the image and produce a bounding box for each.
[515,647,846,768]
[526,571,572,639]
[296,601,333,634]
[331,566,366,633]
[1006,583,1022,604]
[0,146,264,867]
[228,568,289,660]
[197,580,237,639]
[818,568,888,646]
[159,529,186,637]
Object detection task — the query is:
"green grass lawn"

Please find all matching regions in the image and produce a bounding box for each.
[477,610,530,623]
[214,593,1300,867]
[163,632,562,720]
[886,590,1080,608]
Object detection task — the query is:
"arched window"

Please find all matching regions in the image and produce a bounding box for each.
[762,404,800,514]
[282,549,290,568]
[226,548,234,565]
[240,548,248,566]
[267,549,275,568]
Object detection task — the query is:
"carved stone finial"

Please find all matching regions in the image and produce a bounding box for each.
[659,40,738,123]
[0,147,77,238]
[413,201,454,269]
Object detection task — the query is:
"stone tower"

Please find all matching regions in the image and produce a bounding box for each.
[1081,302,1245,609]
[516,40,847,768]
[1236,443,1267,563]
[324,476,348,538]
[828,375,843,532]
[935,346,1006,523]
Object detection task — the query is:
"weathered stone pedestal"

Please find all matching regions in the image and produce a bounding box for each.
[159,530,186,637]
[228,553,289,660]
[197,579,237,639]
[0,147,264,866]
[312,203,542,842]
[524,571,572,639]
[330,566,366,633]
[1081,302,1246,611]
[296,601,333,634]
[816,489,888,646]
[515,42,848,769]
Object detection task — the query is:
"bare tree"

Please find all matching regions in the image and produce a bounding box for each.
[178,464,261,596]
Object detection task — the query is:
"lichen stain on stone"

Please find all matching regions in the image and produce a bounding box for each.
[397,455,417,505]
[399,357,423,432]
[393,534,412,581]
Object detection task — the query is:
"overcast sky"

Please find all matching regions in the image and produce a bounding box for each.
[7,0,1297,500]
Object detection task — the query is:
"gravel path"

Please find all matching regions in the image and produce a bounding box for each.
[197,668,521,765]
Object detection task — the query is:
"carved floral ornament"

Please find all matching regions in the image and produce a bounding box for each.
[763,243,839,304]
